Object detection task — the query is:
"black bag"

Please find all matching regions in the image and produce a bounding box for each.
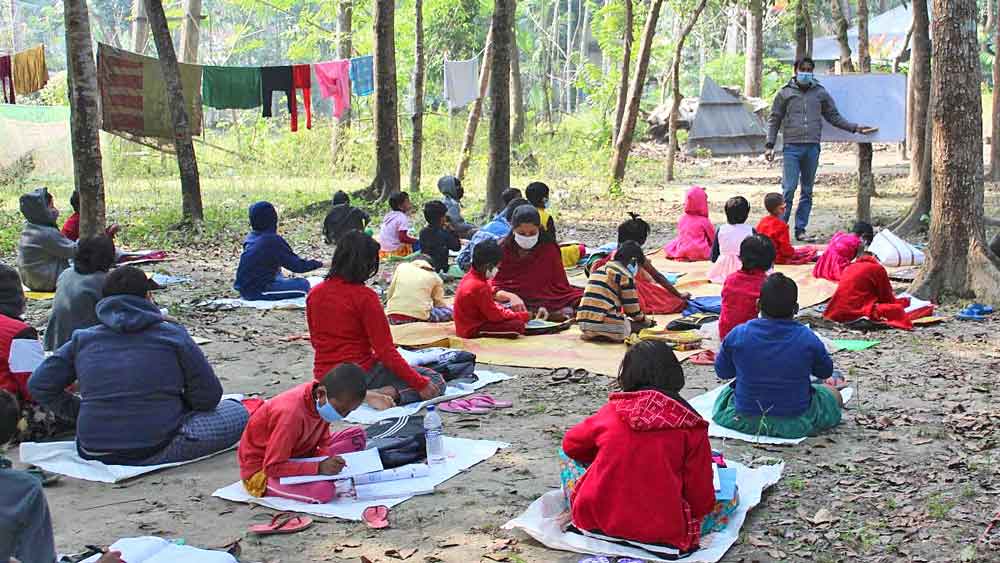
[365,415,427,468]
[323,204,370,244]
[666,312,719,331]
[423,349,477,381]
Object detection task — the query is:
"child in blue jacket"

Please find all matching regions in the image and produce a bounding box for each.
[235,201,324,301]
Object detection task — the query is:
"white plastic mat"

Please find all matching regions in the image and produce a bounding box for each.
[345,370,514,424]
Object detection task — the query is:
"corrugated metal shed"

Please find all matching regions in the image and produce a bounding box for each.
[685,77,767,157]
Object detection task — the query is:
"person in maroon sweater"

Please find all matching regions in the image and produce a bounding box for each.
[562,341,715,557]
[307,231,444,411]
[718,234,776,341]
[454,239,530,338]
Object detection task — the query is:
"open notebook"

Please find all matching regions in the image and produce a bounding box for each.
[80,537,235,563]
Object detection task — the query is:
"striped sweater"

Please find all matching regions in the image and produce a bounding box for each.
[576,261,645,327]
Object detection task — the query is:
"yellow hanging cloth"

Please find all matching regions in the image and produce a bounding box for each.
[12,45,48,96]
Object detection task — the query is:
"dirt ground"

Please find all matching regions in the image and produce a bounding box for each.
[8,147,1000,563]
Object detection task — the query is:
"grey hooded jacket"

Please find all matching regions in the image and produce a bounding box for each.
[766,78,859,147]
[437,175,477,236]
[17,188,76,292]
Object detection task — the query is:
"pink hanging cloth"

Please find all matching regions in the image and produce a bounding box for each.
[314,60,352,119]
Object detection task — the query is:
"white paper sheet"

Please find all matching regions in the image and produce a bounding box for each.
[80,537,236,563]
[899,293,932,314]
[279,449,384,484]
[212,437,507,520]
[818,73,907,143]
[198,297,307,310]
[503,462,784,563]
[8,338,44,372]
[689,385,853,445]
[345,370,514,424]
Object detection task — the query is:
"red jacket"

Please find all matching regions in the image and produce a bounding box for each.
[61,212,81,241]
[0,315,36,402]
[307,276,429,390]
[756,215,795,263]
[453,269,530,338]
[719,268,767,341]
[239,381,343,480]
[824,255,913,330]
[563,390,716,552]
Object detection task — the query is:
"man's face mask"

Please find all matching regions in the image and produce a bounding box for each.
[796,71,814,86]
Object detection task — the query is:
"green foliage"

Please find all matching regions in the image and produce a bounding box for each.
[703,54,787,99]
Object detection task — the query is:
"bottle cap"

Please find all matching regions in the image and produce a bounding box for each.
[426,405,436,411]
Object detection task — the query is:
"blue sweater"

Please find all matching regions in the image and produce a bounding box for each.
[714,318,833,417]
[234,202,322,298]
[29,295,224,462]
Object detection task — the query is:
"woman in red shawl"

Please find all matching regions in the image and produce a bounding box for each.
[492,205,583,321]
[813,222,874,282]
[823,252,916,330]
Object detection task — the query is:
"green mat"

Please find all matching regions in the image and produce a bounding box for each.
[832,339,880,352]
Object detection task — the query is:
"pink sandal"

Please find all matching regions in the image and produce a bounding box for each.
[436,399,490,414]
[465,394,513,409]
[363,505,390,529]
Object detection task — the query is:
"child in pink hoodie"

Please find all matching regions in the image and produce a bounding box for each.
[663,186,715,261]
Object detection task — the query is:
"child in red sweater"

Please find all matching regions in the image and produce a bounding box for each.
[454,239,531,338]
[718,234,776,341]
[562,341,715,558]
[238,364,368,504]
[756,193,816,265]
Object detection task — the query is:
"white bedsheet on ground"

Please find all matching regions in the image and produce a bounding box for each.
[212,437,507,520]
[80,537,236,563]
[345,370,514,424]
[197,277,324,310]
[503,461,784,563]
[689,385,854,445]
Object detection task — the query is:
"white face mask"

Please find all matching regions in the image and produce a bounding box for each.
[513,233,539,250]
[485,267,498,280]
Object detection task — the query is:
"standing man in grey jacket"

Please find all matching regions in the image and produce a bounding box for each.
[765,57,877,241]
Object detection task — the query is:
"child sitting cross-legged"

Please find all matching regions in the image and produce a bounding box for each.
[378,192,418,258]
[663,186,715,262]
[384,256,453,325]
[234,201,324,301]
[718,234,776,341]
[453,239,531,338]
[418,201,461,273]
[822,238,918,330]
[576,241,651,342]
[756,193,817,265]
[713,273,846,439]
[708,196,755,283]
[561,341,717,559]
[239,363,368,504]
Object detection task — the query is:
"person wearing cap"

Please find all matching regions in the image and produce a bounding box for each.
[29,266,249,465]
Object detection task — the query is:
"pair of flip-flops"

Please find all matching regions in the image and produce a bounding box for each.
[437,394,513,414]
[363,505,390,529]
[549,367,593,385]
[248,512,313,536]
[957,303,994,321]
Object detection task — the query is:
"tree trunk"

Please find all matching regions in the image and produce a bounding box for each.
[724,6,741,54]
[609,0,666,187]
[131,0,149,53]
[831,0,855,72]
[804,2,813,57]
[856,0,875,223]
[903,0,932,208]
[64,0,106,237]
[178,0,201,63]
[409,0,425,193]
[371,0,401,200]
[665,0,710,181]
[550,0,560,119]
[144,0,203,222]
[891,107,932,235]
[744,0,764,98]
[991,0,1000,180]
[330,0,352,167]
[563,0,574,113]
[911,0,1000,303]
[510,8,526,144]
[612,0,633,142]
[486,0,513,216]
[455,27,494,181]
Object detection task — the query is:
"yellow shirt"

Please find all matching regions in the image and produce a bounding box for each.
[385,260,447,320]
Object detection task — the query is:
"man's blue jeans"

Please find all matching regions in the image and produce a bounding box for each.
[781,143,821,235]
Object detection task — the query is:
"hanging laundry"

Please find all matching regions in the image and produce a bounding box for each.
[349,55,374,97]
[260,66,298,131]
[202,66,262,109]
[12,45,48,96]
[292,64,312,131]
[443,58,479,110]
[97,43,203,139]
[314,60,351,119]
[0,55,13,104]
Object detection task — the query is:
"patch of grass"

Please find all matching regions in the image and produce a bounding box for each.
[926,493,955,520]
[787,477,806,492]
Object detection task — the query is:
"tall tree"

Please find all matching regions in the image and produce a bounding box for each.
[892,0,932,235]
[664,0,710,181]
[455,27,494,181]
[486,0,513,216]
[144,0,203,222]
[612,0,633,141]
[911,0,1000,302]
[609,0,665,186]
[795,0,812,60]
[409,0,426,192]
[830,0,855,72]
[510,4,526,144]
[131,0,148,53]
[330,0,352,166]
[372,0,401,200]
[856,0,876,223]
[744,0,764,98]
[64,0,106,237]
[178,0,201,63]
[991,0,1000,180]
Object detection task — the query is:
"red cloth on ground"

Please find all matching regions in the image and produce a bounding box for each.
[813,232,861,281]
[61,212,81,241]
[454,269,530,338]
[663,187,715,261]
[291,64,312,131]
[592,252,686,314]
[718,268,767,341]
[238,381,367,481]
[823,255,914,330]
[493,240,583,312]
[307,276,429,390]
[563,390,715,552]
[756,215,817,265]
[0,315,33,402]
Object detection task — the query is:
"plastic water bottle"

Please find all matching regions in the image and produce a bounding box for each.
[424,406,446,465]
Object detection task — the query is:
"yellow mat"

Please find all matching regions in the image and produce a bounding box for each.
[22,285,55,300]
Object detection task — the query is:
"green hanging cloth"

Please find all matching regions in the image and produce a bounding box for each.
[202,66,262,110]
